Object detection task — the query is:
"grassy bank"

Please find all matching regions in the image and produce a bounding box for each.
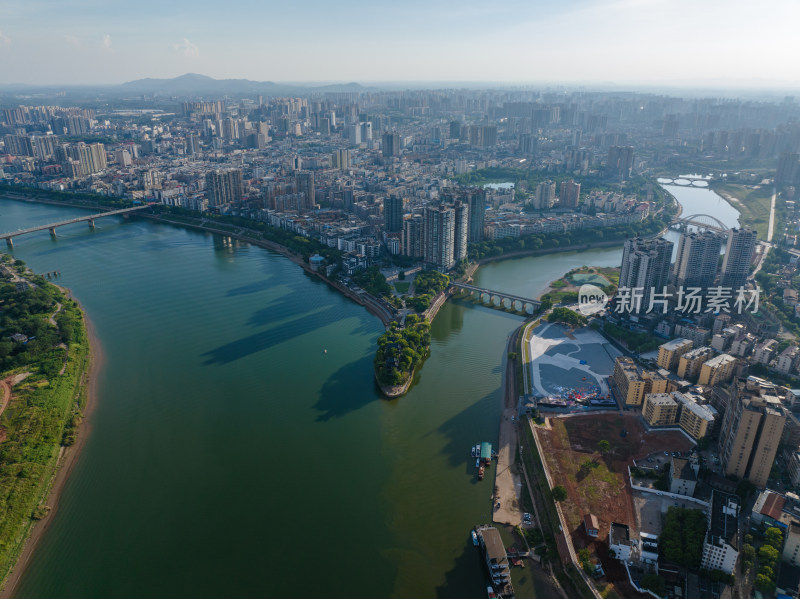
[0,262,90,588]
[713,183,773,238]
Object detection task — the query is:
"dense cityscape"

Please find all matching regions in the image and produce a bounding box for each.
[2,75,800,599]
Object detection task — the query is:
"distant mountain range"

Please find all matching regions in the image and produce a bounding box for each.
[0,73,374,96]
[120,73,371,95]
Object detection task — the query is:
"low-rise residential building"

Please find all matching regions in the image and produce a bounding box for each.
[700,492,740,575]
[583,514,600,538]
[643,392,678,426]
[751,490,787,528]
[777,346,800,376]
[753,339,779,365]
[657,338,693,370]
[698,353,736,386]
[609,523,631,562]
[670,457,698,496]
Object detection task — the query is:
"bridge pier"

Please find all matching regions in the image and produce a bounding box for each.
[49,228,57,239]
[5,238,13,248]
[88,219,95,229]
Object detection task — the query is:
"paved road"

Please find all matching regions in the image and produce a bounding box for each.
[767,186,777,242]
[494,328,523,527]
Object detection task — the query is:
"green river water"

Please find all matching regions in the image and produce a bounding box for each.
[0,198,623,599]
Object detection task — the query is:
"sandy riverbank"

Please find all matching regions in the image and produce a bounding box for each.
[0,297,102,599]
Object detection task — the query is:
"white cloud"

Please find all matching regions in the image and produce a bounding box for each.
[0,31,11,47]
[101,33,112,51]
[64,35,83,48]
[174,37,199,58]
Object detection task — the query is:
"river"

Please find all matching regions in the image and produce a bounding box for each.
[0,180,736,598]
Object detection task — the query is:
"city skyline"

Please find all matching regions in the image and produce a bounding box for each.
[1,0,799,87]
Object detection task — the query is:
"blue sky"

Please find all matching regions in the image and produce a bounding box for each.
[1,0,799,86]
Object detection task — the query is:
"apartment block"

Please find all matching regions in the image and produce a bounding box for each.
[673,392,716,440]
[677,347,715,381]
[657,338,693,371]
[698,354,737,386]
[719,394,786,488]
[643,393,678,426]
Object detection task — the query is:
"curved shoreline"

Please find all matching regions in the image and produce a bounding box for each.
[0,296,102,599]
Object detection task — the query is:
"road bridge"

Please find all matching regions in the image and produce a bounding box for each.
[659,176,712,187]
[668,213,730,234]
[1,204,151,247]
[450,282,541,314]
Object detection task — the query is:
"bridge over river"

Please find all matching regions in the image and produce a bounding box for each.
[1,204,151,247]
[450,282,541,314]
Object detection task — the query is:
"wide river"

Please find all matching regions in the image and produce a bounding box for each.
[0,182,733,598]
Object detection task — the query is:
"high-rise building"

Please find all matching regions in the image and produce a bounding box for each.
[721,227,757,289]
[718,393,785,488]
[382,132,400,158]
[452,200,469,263]
[360,122,372,141]
[348,123,361,146]
[331,149,350,170]
[402,215,424,258]
[205,169,243,206]
[465,188,485,243]
[618,237,674,315]
[384,196,404,233]
[424,204,455,270]
[777,152,800,187]
[76,142,107,175]
[558,180,581,210]
[533,181,556,210]
[294,171,315,212]
[606,146,634,179]
[673,230,722,289]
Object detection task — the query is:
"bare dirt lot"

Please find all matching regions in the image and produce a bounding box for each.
[537,412,693,597]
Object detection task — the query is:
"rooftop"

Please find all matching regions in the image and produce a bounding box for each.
[671,457,696,482]
[754,490,786,522]
[708,491,739,551]
[610,522,630,546]
[704,353,736,368]
[660,338,692,351]
[479,527,507,563]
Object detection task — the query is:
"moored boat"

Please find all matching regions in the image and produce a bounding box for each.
[487,586,497,599]
[471,530,479,546]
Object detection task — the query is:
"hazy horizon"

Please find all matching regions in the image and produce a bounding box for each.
[2,0,799,88]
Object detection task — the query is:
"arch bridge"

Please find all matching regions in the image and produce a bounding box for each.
[659,176,712,187]
[669,213,730,234]
[450,282,541,314]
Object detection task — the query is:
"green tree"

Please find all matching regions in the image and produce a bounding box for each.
[755,573,776,593]
[641,573,665,596]
[552,486,567,501]
[764,527,784,549]
[597,440,611,455]
[758,544,779,568]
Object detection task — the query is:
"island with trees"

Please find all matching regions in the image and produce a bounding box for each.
[373,315,431,398]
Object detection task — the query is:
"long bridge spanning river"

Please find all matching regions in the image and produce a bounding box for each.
[1,204,151,247]
[450,282,541,314]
